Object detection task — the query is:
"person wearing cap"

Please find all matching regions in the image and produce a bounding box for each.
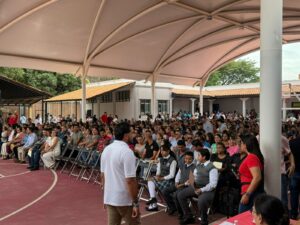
[146,140,177,212]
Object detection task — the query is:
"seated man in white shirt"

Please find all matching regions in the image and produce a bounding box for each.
[177,148,218,225]
[146,140,177,211]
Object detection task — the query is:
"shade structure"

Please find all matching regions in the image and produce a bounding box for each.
[46,82,133,102]
[0,75,51,105]
[0,0,300,85]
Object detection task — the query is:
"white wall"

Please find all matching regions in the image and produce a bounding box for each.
[99,103,113,116]
[135,85,172,117]
[212,97,259,114]
[173,98,191,113]
[116,102,132,120]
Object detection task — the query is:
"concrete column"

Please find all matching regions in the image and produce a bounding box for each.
[208,99,215,115]
[190,98,196,115]
[198,81,204,116]
[282,98,287,121]
[260,0,282,198]
[169,97,174,118]
[151,76,156,120]
[81,77,87,122]
[240,98,249,118]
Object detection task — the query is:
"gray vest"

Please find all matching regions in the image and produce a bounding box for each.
[194,162,214,188]
[179,164,196,184]
[160,156,175,177]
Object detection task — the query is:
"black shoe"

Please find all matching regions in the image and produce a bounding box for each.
[178,214,184,220]
[30,167,39,171]
[146,198,156,205]
[180,217,195,225]
[167,208,177,215]
[27,166,33,169]
[146,203,158,211]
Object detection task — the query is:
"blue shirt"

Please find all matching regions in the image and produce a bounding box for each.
[24,133,37,148]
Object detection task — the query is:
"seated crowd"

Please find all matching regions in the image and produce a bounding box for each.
[0,110,298,225]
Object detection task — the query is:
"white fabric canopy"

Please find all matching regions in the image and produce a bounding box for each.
[0,0,299,85]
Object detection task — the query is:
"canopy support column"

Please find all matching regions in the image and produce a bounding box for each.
[208,99,215,115]
[151,75,156,121]
[240,98,249,118]
[81,77,87,122]
[169,97,173,119]
[198,80,204,116]
[282,98,287,121]
[260,0,282,198]
[190,98,196,116]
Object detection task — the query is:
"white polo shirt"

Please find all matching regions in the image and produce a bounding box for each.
[101,140,136,206]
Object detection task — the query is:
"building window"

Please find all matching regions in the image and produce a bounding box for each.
[158,100,168,114]
[116,90,130,102]
[100,92,112,103]
[140,99,151,115]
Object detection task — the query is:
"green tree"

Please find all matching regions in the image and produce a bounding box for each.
[205,60,260,86]
[0,67,82,95]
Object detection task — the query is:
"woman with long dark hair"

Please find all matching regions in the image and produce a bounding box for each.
[238,134,264,213]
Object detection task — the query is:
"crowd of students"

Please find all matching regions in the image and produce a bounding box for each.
[0,110,298,225]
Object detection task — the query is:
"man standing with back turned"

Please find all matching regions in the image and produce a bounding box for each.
[101,122,140,225]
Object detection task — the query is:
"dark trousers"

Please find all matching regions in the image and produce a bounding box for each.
[281,174,290,210]
[290,171,300,217]
[197,191,215,225]
[177,186,215,225]
[28,145,41,169]
[162,184,177,211]
[13,146,19,159]
[177,186,196,218]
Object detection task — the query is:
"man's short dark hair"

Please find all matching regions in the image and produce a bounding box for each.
[199,148,210,161]
[184,151,194,159]
[192,139,203,147]
[177,140,185,146]
[114,122,130,140]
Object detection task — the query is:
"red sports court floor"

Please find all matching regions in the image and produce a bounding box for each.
[0,159,226,225]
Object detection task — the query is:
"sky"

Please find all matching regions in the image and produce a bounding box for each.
[239,42,300,81]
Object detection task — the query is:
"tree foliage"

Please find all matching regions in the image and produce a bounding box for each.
[0,67,81,96]
[205,60,260,86]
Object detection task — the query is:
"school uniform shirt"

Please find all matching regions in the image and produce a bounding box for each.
[156,155,177,180]
[101,140,136,206]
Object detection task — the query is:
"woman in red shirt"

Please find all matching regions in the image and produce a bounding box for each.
[238,134,264,213]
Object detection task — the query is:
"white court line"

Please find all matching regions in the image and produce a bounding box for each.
[121,209,165,224]
[0,169,58,222]
[0,171,30,179]
[0,162,28,166]
[141,208,165,218]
